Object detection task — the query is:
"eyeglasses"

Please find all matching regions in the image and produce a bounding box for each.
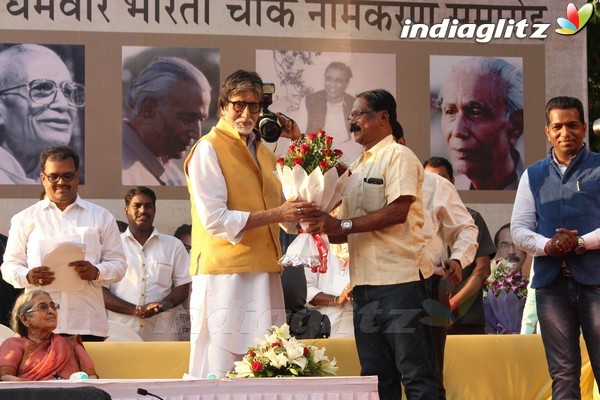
[227,100,261,114]
[42,171,77,183]
[26,302,60,314]
[347,110,374,122]
[0,79,85,108]
[498,241,516,251]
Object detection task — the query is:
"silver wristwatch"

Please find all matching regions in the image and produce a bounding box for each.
[340,219,353,231]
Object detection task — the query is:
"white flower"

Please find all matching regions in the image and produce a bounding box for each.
[311,347,328,363]
[231,361,255,378]
[276,323,291,338]
[264,348,289,369]
[226,323,338,378]
[319,360,338,375]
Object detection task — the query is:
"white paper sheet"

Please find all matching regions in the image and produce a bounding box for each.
[42,242,87,291]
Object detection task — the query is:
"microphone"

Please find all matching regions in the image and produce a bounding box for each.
[137,388,165,400]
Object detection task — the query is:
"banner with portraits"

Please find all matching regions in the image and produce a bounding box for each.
[0,0,587,205]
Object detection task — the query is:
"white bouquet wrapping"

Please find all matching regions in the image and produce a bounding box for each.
[275,131,357,273]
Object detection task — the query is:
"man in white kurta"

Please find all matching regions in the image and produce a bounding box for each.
[184,70,318,378]
[104,187,191,341]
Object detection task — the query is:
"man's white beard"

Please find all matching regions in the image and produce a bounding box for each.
[235,118,255,136]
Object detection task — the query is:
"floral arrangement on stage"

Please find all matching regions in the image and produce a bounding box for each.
[483,258,529,334]
[226,323,338,378]
[276,130,356,273]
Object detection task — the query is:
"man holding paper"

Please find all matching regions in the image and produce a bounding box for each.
[1,146,127,341]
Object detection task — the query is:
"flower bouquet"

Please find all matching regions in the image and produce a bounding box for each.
[483,258,528,334]
[276,130,357,273]
[226,323,338,378]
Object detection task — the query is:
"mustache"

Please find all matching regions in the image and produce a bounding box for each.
[507,254,522,263]
[349,124,361,132]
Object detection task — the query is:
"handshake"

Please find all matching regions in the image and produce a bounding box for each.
[544,228,585,257]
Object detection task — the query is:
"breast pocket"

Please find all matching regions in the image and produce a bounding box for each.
[154,262,174,288]
[75,227,101,263]
[362,181,386,213]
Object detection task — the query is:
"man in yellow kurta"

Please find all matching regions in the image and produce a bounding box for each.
[184,70,318,378]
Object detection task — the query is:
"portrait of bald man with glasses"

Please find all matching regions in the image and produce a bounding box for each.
[0,44,85,184]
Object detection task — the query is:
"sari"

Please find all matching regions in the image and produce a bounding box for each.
[0,333,97,380]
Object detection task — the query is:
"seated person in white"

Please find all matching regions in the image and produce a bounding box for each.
[304,243,354,338]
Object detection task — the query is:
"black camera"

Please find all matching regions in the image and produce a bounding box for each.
[257,82,282,143]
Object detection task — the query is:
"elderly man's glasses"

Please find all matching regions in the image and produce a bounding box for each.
[26,302,60,314]
[498,241,516,251]
[42,171,77,183]
[347,110,374,122]
[227,100,261,114]
[0,79,85,108]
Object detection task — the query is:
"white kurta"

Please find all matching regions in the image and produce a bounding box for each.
[186,132,286,378]
[107,228,191,341]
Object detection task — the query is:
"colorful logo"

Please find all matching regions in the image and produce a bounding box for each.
[556,2,594,35]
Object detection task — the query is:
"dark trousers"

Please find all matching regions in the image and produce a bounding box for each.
[427,275,450,400]
[353,281,438,400]
[537,274,600,399]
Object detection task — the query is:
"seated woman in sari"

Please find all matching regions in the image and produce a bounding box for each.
[0,289,98,381]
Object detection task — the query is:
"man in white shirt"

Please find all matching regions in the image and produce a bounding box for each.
[103,187,191,341]
[1,146,126,341]
[395,127,478,399]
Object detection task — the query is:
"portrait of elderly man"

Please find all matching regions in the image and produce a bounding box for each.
[0,44,85,184]
[122,54,212,186]
[431,56,524,190]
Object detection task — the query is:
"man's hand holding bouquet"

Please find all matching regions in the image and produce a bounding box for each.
[276,130,357,273]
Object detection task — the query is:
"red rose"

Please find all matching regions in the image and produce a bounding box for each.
[325,136,333,145]
[300,144,310,154]
[333,149,343,157]
[251,361,263,372]
[323,148,331,156]
[317,130,325,138]
[272,341,282,347]
[288,144,296,153]
[277,157,285,165]
[306,133,316,141]
[293,157,303,165]
[319,161,329,170]
[303,347,309,356]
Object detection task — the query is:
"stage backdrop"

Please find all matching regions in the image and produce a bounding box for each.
[0,0,589,237]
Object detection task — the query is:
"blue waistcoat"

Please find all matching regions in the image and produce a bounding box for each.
[528,145,600,287]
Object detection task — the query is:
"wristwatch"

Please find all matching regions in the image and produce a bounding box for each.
[340,219,353,231]
[575,236,586,255]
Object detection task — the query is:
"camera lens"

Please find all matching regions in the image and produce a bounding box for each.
[259,118,281,142]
